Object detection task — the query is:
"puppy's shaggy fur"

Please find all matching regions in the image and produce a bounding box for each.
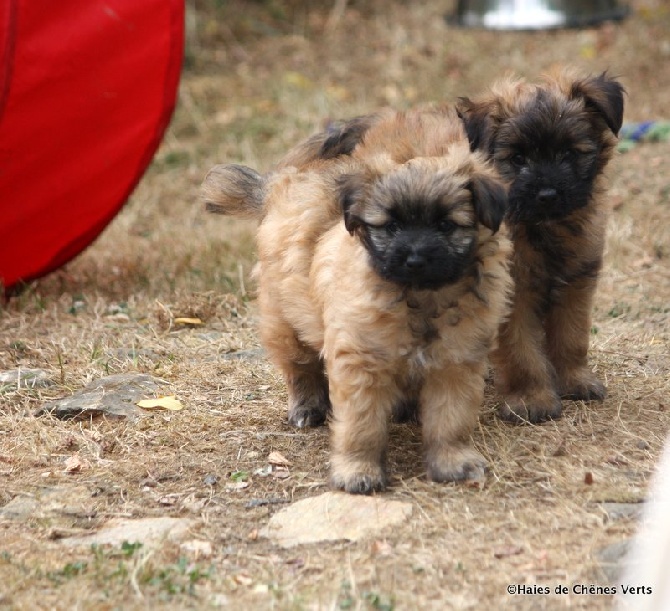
[203,109,512,493]
[457,69,625,423]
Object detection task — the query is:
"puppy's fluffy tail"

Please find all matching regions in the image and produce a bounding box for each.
[201,164,265,219]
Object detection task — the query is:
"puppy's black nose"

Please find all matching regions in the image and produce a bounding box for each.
[537,188,558,204]
[405,252,427,269]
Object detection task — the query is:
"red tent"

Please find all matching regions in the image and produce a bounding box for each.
[0,0,184,290]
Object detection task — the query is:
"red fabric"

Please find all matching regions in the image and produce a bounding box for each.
[0,0,184,290]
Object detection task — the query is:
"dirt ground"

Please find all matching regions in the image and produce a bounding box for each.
[2,1,670,609]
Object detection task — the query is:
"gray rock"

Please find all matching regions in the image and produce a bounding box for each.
[60,517,193,548]
[262,491,413,547]
[221,348,265,361]
[0,485,93,521]
[597,539,631,582]
[596,502,643,522]
[0,368,53,388]
[35,373,165,420]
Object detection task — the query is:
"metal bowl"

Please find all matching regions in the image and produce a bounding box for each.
[449,0,630,30]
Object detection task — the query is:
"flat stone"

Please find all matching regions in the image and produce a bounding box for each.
[35,373,165,420]
[0,486,93,521]
[61,517,193,548]
[597,539,631,582]
[0,368,53,388]
[221,348,265,361]
[596,502,643,522]
[261,491,413,548]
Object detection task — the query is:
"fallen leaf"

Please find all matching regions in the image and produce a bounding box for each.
[267,451,291,466]
[371,540,394,556]
[271,466,291,479]
[226,481,250,491]
[285,557,305,569]
[233,573,253,586]
[174,317,203,325]
[137,395,184,411]
[64,454,84,473]
[493,545,524,559]
[180,539,213,558]
[606,455,629,466]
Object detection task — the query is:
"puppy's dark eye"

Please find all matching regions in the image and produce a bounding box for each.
[385,220,401,234]
[510,153,526,167]
[437,218,456,233]
[560,149,577,162]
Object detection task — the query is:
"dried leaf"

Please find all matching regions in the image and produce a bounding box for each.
[226,481,250,491]
[180,540,213,557]
[271,466,291,479]
[267,451,291,466]
[233,573,253,586]
[606,454,629,466]
[371,540,394,556]
[493,545,524,559]
[64,454,84,473]
[137,395,184,411]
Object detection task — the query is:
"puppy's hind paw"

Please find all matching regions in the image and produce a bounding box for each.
[426,446,488,483]
[498,391,562,424]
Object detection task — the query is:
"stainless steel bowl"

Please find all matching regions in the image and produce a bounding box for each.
[449,0,630,30]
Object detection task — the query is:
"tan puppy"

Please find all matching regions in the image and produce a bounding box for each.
[457,70,625,423]
[202,109,512,493]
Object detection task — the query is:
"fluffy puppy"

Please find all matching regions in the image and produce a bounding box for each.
[202,109,512,493]
[457,69,625,423]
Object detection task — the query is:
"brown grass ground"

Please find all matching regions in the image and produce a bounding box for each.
[2,1,670,609]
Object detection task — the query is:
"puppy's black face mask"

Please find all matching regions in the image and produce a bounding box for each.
[339,163,506,291]
[458,73,624,226]
[362,210,477,290]
[493,92,602,225]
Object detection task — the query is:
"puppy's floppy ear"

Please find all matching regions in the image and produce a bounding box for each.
[570,72,625,136]
[456,97,495,154]
[336,173,369,235]
[468,172,508,233]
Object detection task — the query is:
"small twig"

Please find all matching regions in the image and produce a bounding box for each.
[237,262,247,298]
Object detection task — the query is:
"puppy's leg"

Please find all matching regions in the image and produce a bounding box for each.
[545,278,606,402]
[327,357,397,494]
[421,361,487,482]
[493,295,562,423]
[284,359,330,427]
[259,300,329,428]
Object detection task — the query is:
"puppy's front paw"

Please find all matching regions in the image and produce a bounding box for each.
[329,459,387,495]
[498,390,562,424]
[559,372,606,402]
[425,445,487,483]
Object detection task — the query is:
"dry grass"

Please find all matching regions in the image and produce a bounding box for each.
[2,1,670,609]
